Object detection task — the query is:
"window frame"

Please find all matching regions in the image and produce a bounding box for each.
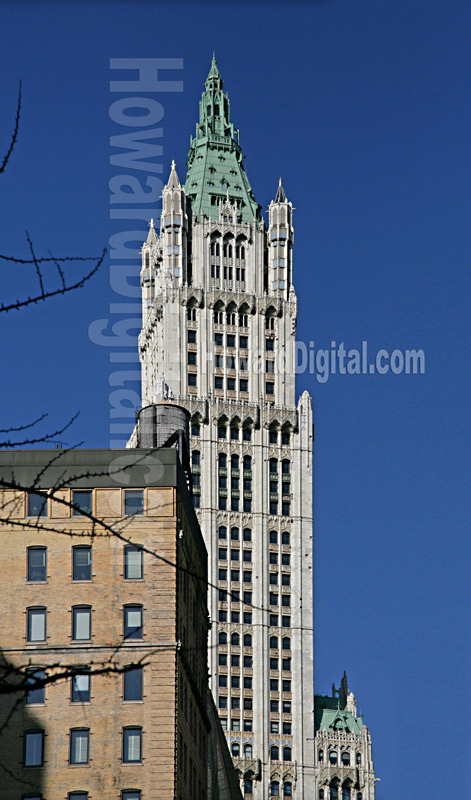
[122,727,143,764]
[71,668,91,704]
[27,547,47,583]
[69,728,90,765]
[72,546,92,581]
[23,729,44,767]
[72,490,92,517]
[124,489,144,517]
[123,604,143,640]
[26,607,47,643]
[71,605,92,642]
[124,545,144,581]
[123,665,143,702]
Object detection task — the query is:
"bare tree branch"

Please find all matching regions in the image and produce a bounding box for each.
[0,81,21,174]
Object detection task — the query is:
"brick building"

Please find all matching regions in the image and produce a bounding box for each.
[0,445,233,800]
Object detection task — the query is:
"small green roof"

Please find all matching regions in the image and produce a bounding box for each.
[314,695,363,735]
[184,56,261,224]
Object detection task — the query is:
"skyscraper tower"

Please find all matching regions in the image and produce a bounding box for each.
[135,56,315,799]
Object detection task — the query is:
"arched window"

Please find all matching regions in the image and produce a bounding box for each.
[282,459,290,474]
[341,752,350,766]
[329,751,338,765]
[219,631,227,644]
[270,458,278,473]
[231,633,240,647]
[219,525,227,539]
[243,743,252,758]
[283,783,292,797]
[219,453,227,469]
[270,531,278,544]
[270,635,279,650]
[356,753,361,765]
[281,531,290,545]
[231,527,239,541]
[270,780,280,796]
[244,779,253,794]
[192,450,200,467]
[270,745,279,760]
[243,455,252,471]
[266,315,275,330]
[231,454,239,470]
[318,749,324,763]
[243,633,252,647]
[282,637,290,650]
[145,251,150,267]
[281,429,290,446]
[330,788,338,800]
[239,313,248,327]
[282,746,292,762]
[342,788,351,800]
[191,420,200,437]
[187,307,197,321]
[319,792,325,800]
[231,742,240,757]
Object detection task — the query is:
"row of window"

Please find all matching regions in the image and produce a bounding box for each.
[25,604,144,643]
[215,333,248,348]
[24,665,143,705]
[319,790,362,800]
[209,240,246,259]
[318,749,361,766]
[211,266,246,283]
[190,421,291,446]
[214,376,250,392]
[268,780,293,797]
[22,726,143,767]
[219,693,293,716]
[22,795,140,800]
[26,490,144,519]
[26,545,142,582]
[217,526,291,547]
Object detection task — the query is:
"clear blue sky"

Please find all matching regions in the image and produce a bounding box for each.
[1,1,470,796]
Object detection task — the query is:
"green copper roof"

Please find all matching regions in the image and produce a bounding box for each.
[184,56,261,224]
[314,695,364,735]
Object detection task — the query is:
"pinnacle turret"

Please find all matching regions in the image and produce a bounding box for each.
[275,176,287,203]
[166,159,181,189]
[145,218,158,246]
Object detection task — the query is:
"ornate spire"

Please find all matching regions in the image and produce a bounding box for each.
[184,57,261,224]
[145,218,158,245]
[275,176,287,203]
[166,159,181,189]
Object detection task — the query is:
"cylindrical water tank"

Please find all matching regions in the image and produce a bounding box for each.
[137,403,190,450]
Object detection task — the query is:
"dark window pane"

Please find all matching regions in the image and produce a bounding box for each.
[122,793,141,800]
[71,670,90,703]
[123,666,143,701]
[124,546,143,580]
[27,492,47,518]
[70,729,89,764]
[72,490,92,516]
[27,548,47,582]
[24,730,44,766]
[123,727,142,762]
[72,547,92,580]
[124,606,143,639]
[124,490,144,516]
[25,669,45,704]
[69,795,88,800]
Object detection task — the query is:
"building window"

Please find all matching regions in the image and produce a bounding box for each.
[124,546,143,580]
[72,606,91,641]
[281,616,291,628]
[242,570,252,583]
[123,727,142,763]
[215,376,224,390]
[342,789,351,800]
[330,789,338,800]
[244,778,253,794]
[68,794,88,800]
[218,696,227,709]
[24,730,44,767]
[72,490,92,516]
[227,334,236,348]
[191,420,200,436]
[25,668,45,705]
[124,490,143,516]
[122,793,141,800]
[269,552,278,565]
[27,492,48,518]
[188,373,197,387]
[284,783,293,797]
[124,605,143,640]
[27,547,47,582]
[270,745,279,760]
[219,525,227,539]
[281,431,290,446]
[270,700,279,713]
[266,382,275,395]
[318,749,324,762]
[71,669,91,703]
[356,753,361,765]
[188,329,197,344]
[270,635,279,649]
[188,351,197,366]
[227,377,236,391]
[282,554,290,566]
[270,721,279,733]
[282,637,291,650]
[69,728,89,765]
[329,751,338,765]
[27,607,46,642]
[123,666,143,701]
[283,747,291,761]
[282,701,291,713]
[72,546,92,581]
[341,751,351,766]
[281,531,290,545]
[282,722,292,734]
[281,595,290,608]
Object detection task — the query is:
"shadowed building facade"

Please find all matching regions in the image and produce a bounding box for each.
[0,447,240,800]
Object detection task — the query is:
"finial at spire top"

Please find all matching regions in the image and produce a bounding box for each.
[275,176,287,203]
[166,160,181,189]
[206,52,223,87]
[171,159,176,170]
[149,218,154,228]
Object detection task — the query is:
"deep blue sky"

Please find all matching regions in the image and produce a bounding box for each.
[1,1,470,796]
